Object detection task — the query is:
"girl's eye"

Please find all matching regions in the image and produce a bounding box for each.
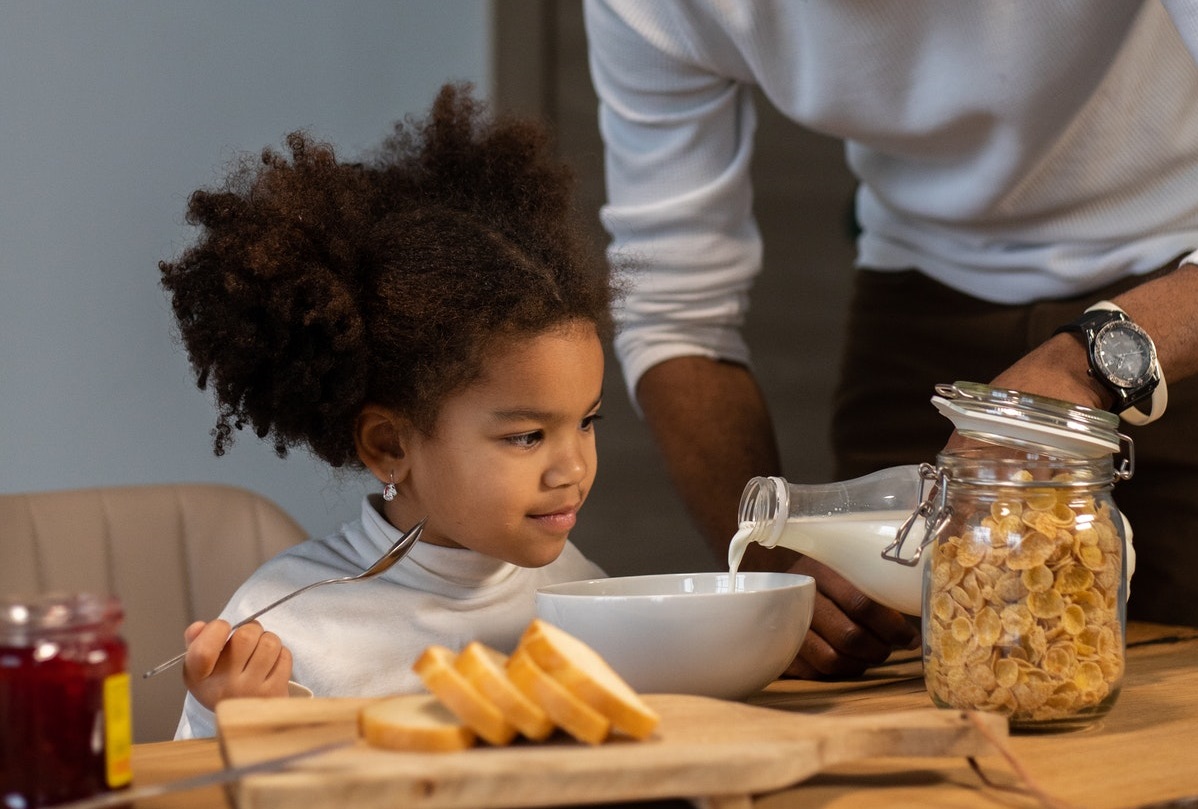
[505,431,543,449]
[581,413,603,431]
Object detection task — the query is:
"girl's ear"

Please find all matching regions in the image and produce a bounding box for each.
[354,405,413,484]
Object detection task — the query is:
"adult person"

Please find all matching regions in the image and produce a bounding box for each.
[583,0,1198,678]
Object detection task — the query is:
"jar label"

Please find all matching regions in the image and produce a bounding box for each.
[103,672,133,788]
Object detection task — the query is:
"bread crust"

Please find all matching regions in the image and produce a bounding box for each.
[414,645,518,746]
[520,620,660,740]
[506,646,610,745]
[456,642,556,741]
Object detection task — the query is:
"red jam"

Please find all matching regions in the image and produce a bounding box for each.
[1,593,131,809]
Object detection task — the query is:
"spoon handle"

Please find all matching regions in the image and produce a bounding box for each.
[142,650,188,679]
[142,517,426,679]
[141,577,347,679]
[225,577,345,632]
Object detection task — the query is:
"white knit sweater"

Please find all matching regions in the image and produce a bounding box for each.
[175,495,605,739]
[585,0,1198,397]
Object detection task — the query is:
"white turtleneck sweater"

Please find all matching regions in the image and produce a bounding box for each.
[585,0,1198,399]
[175,495,605,739]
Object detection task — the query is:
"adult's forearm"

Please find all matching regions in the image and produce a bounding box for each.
[635,356,795,570]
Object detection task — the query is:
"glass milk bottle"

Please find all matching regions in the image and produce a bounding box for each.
[732,464,928,615]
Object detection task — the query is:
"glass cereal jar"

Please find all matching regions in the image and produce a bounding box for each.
[1,592,132,808]
[910,383,1131,731]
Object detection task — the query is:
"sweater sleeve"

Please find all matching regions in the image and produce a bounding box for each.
[174,692,216,740]
[584,0,763,405]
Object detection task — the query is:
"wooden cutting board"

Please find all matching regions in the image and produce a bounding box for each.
[217,694,1006,809]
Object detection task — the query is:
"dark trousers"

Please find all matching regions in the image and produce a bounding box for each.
[832,267,1198,626]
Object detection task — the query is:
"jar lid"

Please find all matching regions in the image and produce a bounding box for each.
[0,592,122,642]
[931,381,1126,460]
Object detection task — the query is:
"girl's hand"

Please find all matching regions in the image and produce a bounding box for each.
[181,619,293,711]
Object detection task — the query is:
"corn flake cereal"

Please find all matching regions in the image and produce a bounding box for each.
[975,606,1002,647]
[924,472,1124,725]
[1061,604,1087,635]
[1021,565,1054,593]
[1006,532,1054,569]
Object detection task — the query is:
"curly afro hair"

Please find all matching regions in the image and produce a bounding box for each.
[160,83,616,468]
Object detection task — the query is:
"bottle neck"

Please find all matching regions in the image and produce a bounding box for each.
[737,476,790,548]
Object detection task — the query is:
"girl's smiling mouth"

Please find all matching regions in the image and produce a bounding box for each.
[529,506,580,532]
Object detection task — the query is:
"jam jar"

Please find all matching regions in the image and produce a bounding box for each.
[1,592,132,808]
[901,382,1131,731]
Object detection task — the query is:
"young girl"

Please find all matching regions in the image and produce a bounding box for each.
[159,84,616,739]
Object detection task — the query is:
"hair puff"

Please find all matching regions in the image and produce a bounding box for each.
[160,83,615,468]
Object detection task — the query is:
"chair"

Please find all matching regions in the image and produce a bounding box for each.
[0,482,307,742]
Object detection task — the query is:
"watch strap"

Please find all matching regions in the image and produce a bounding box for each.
[1084,301,1167,425]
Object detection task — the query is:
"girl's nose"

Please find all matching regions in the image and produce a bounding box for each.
[544,438,591,489]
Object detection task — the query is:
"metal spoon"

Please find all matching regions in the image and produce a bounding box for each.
[143,517,427,678]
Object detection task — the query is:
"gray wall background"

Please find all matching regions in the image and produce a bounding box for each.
[0,2,859,582]
[0,2,491,539]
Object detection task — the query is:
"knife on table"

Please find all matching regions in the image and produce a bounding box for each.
[50,738,353,809]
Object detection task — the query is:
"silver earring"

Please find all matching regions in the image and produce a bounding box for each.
[382,473,397,502]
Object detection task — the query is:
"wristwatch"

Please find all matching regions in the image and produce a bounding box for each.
[1053,301,1167,425]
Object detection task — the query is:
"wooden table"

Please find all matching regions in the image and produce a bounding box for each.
[126,622,1198,809]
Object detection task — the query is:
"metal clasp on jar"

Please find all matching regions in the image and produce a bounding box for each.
[1114,431,1135,481]
[882,462,952,567]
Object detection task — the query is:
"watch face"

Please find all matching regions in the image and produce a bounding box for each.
[1094,321,1156,388]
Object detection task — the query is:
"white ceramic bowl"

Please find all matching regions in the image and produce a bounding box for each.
[534,571,815,701]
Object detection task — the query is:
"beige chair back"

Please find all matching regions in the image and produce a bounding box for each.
[0,482,307,742]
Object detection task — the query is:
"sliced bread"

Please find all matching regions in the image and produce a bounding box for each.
[506,646,610,745]
[413,644,518,746]
[519,619,660,740]
[455,641,556,741]
[359,694,476,752]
